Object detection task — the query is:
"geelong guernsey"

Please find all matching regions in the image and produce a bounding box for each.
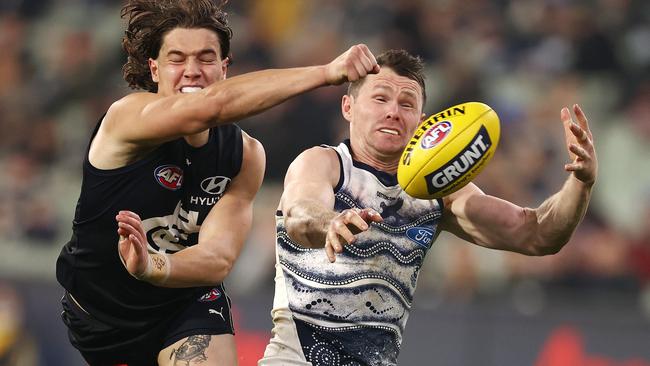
[56,117,242,331]
[267,140,443,366]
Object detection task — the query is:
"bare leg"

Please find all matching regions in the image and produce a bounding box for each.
[158,334,238,366]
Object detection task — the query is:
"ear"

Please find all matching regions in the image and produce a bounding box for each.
[342,94,353,123]
[421,112,426,121]
[148,58,159,83]
[221,57,229,80]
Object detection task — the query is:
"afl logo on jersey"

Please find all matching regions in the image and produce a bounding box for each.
[201,176,230,195]
[198,288,222,302]
[421,121,452,149]
[154,165,184,191]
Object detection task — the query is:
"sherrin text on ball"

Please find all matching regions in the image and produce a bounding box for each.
[397,102,500,199]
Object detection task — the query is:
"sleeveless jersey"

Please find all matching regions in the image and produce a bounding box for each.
[266,140,443,366]
[56,116,243,331]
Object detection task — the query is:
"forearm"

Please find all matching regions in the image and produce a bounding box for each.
[203,66,328,125]
[141,245,234,288]
[285,199,336,249]
[534,174,593,252]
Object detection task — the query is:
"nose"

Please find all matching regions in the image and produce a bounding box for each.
[183,59,201,80]
[385,101,400,121]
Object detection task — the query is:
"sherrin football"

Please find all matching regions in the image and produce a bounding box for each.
[397,102,500,199]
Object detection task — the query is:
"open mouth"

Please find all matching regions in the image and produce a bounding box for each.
[180,86,203,93]
[379,128,399,136]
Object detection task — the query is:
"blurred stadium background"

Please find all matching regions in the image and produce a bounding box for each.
[0,0,649,365]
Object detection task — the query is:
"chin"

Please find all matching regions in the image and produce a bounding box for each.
[374,143,404,159]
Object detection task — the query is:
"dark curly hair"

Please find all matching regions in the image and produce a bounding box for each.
[348,49,426,109]
[121,0,233,92]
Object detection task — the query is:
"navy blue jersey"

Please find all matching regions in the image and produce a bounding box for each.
[56,116,242,331]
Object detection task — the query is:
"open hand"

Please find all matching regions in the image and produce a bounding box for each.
[325,207,383,262]
[561,104,597,186]
[116,210,149,279]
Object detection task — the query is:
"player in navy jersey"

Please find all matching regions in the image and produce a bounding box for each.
[259,50,598,366]
[55,0,379,365]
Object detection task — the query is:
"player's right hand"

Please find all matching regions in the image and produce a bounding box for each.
[325,207,383,263]
[116,210,149,279]
[324,44,380,85]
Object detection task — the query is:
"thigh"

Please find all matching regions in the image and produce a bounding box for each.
[158,334,237,366]
[157,285,236,365]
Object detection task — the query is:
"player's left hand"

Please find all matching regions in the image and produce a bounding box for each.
[561,104,597,186]
[116,210,149,279]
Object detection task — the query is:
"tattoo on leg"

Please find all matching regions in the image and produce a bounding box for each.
[172,335,212,365]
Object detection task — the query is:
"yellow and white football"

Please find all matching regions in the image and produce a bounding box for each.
[397,102,500,199]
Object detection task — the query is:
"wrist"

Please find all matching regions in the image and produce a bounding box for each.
[137,253,171,285]
[317,65,330,86]
[570,173,595,190]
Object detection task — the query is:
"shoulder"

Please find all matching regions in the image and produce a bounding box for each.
[103,92,157,130]
[226,132,265,199]
[293,146,339,169]
[286,146,340,187]
[241,131,265,163]
[107,92,157,115]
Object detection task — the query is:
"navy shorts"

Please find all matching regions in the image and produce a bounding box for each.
[61,285,234,366]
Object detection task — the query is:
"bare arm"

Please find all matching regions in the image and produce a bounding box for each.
[116,132,265,287]
[281,147,382,262]
[107,44,379,146]
[440,104,597,256]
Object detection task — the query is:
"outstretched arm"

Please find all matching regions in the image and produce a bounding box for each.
[281,147,383,262]
[107,44,379,146]
[116,132,265,287]
[440,104,597,255]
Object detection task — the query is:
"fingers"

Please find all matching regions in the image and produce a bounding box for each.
[329,44,378,84]
[569,123,589,144]
[568,143,589,160]
[116,211,146,237]
[360,45,380,74]
[324,208,381,263]
[560,105,598,185]
[562,104,591,144]
[117,221,141,240]
[358,208,383,223]
[118,210,141,221]
[325,235,338,263]
[573,104,592,139]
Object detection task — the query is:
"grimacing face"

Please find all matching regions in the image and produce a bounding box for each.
[148,27,228,96]
[342,68,425,162]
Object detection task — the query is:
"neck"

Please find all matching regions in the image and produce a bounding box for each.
[349,141,399,174]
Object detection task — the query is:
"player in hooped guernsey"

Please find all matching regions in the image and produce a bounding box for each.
[260,50,597,365]
[272,140,442,365]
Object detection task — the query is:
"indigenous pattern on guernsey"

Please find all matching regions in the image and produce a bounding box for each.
[272,141,443,366]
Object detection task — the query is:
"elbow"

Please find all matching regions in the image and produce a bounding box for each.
[284,216,313,248]
[285,219,304,245]
[525,237,569,256]
[531,244,563,256]
[205,252,236,285]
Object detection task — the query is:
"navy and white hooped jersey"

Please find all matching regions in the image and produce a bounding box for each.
[262,140,443,366]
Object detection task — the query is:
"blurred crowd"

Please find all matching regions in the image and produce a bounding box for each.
[0,1,649,362]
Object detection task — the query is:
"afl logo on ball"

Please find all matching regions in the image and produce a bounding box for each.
[421,121,452,149]
[154,165,184,191]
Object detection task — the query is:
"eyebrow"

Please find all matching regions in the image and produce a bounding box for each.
[166,48,218,57]
[373,84,419,99]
